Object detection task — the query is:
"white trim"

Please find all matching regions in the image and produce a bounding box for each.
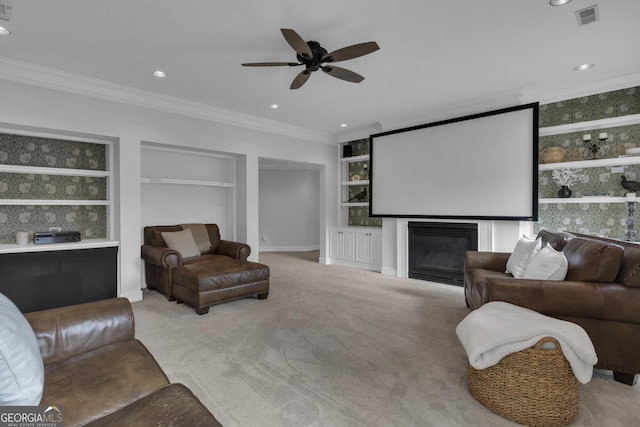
[0,164,110,177]
[140,178,234,188]
[121,289,144,303]
[539,197,631,204]
[259,245,320,252]
[0,57,335,145]
[0,199,110,205]
[380,266,398,276]
[539,114,640,137]
[522,73,640,105]
[327,258,381,272]
[0,239,118,254]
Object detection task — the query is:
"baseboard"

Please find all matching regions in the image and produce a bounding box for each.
[328,258,381,272]
[260,245,319,252]
[121,289,143,302]
[381,267,398,277]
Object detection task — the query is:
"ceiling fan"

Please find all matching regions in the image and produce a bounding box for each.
[242,28,379,90]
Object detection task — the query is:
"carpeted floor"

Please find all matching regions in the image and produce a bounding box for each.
[132,251,640,427]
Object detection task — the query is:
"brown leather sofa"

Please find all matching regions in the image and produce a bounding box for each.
[24,298,222,427]
[464,229,640,386]
[141,224,269,314]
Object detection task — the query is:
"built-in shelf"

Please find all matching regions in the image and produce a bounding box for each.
[140,178,234,188]
[0,199,110,206]
[539,197,635,204]
[341,154,369,163]
[341,202,369,207]
[341,180,369,186]
[539,114,640,137]
[0,164,109,177]
[539,156,640,171]
[0,239,118,254]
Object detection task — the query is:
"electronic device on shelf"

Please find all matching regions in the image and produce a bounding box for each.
[34,231,81,245]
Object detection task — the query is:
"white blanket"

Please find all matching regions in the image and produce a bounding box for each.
[456,302,597,384]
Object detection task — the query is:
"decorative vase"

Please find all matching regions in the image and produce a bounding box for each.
[558,186,572,198]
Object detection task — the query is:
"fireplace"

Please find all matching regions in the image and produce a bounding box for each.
[408,222,478,286]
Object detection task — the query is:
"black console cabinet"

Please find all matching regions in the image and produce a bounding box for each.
[0,246,118,313]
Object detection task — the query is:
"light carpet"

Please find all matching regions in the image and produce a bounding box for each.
[132,251,640,427]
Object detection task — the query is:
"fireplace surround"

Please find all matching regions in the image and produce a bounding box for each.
[408,222,478,286]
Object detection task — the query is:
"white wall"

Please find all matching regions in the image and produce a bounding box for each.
[0,79,339,301]
[259,168,320,251]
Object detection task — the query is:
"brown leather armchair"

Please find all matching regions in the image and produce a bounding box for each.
[464,229,640,386]
[141,224,250,300]
[141,224,269,314]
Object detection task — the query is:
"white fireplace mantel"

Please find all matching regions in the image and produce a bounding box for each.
[391,218,532,279]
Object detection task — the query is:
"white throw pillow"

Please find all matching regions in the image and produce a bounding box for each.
[0,292,45,405]
[521,244,568,280]
[505,235,542,278]
[161,229,200,259]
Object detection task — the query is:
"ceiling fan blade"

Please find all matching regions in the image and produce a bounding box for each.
[322,41,380,63]
[290,70,311,90]
[321,66,365,83]
[281,28,312,58]
[242,62,301,67]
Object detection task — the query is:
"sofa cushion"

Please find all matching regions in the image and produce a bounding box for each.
[505,235,542,278]
[84,383,222,427]
[0,292,44,405]
[522,244,568,280]
[162,229,200,259]
[537,229,576,251]
[41,339,169,427]
[563,238,624,283]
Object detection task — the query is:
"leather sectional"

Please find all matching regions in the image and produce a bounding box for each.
[464,229,640,386]
[24,297,222,426]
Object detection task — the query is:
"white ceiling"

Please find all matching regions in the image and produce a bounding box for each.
[1,0,639,142]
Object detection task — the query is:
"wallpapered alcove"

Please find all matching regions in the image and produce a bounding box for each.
[0,134,108,244]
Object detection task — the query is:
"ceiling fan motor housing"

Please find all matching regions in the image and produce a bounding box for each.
[297,41,329,70]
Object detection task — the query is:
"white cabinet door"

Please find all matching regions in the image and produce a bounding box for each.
[329,228,355,261]
[341,229,355,261]
[355,229,382,266]
[369,230,382,267]
[355,230,372,264]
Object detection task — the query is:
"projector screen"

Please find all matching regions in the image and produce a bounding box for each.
[370,103,538,220]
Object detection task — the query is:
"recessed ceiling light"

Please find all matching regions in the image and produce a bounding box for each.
[340,123,349,128]
[152,70,167,78]
[0,26,11,36]
[269,104,279,109]
[549,0,572,6]
[574,63,594,71]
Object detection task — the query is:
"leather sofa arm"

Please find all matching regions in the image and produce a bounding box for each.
[25,298,135,366]
[486,277,640,324]
[216,240,251,261]
[141,244,182,268]
[465,251,510,272]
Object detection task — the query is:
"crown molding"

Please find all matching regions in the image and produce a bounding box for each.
[520,73,640,105]
[0,57,335,144]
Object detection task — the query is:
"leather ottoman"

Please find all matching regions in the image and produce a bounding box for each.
[172,259,270,314]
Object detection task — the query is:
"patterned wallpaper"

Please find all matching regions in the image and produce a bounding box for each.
[535,86,640,239]
[344,138,381,227]
[539,87,639,127]
[0,133,108,244]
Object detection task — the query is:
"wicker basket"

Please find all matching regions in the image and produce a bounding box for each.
[466,337,579,427]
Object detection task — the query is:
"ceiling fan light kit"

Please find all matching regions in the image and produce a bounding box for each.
[242,28,379,89]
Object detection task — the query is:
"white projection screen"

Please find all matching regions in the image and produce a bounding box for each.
[370,103,538,220]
